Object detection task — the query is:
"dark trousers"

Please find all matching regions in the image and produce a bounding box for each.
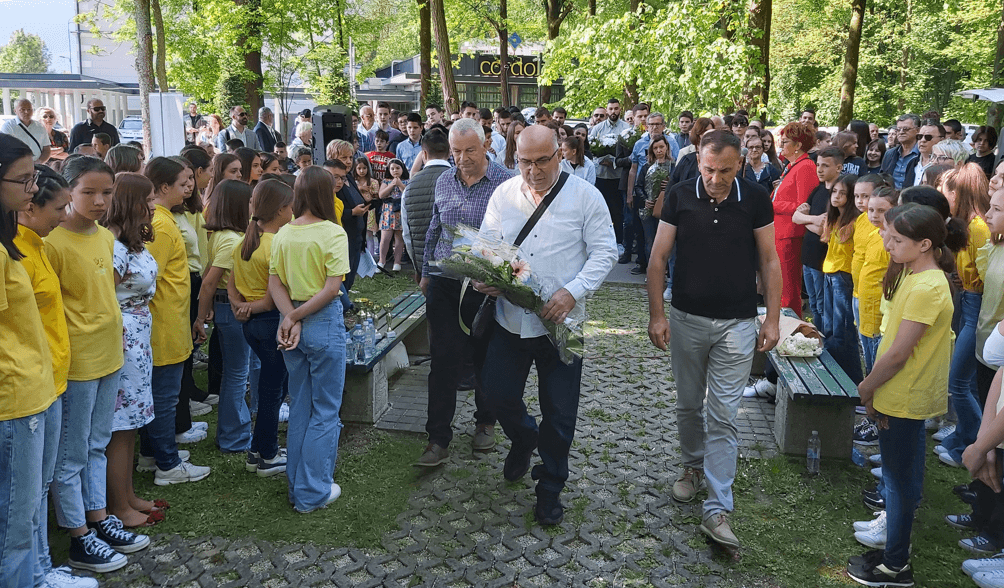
[426,276,494,448]
[627,196,647,265]
[595,178,623,244]
[483,325,583,493]
[243,310,287,460]
[978,362,997,410]
[972,449,1004,547]
[177,272,207,434]
[208,321,222,396]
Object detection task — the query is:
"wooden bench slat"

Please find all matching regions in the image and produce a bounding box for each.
[767,351,813,398]
[818,352,861,399]
[790,356,843,398]
[347,292,427,373]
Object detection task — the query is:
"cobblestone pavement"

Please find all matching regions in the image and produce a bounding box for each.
[97,285,780,587]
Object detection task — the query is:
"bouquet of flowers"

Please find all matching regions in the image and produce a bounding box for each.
[589,134,618,158]
[777,332,823,357]
[620,125,644,153]
[435,224,585,364]
[640,165,671,219]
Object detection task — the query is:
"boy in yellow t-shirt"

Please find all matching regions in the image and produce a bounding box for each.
[849,203,955,587]
[858,188,896,373]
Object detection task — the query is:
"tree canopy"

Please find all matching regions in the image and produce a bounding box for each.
[0,29,51,74]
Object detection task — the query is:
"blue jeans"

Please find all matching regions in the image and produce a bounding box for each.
[248,353,261,415]
[0,409,45,587]
[142,363,184,471]
[803,266,825,329]
[214,301,252,453]
[243,311,287,460]
[484,325,584,494]
[878,417,926,569]
[281,299,345,512]
[52,371,120,529]
[34,399,61,583]
[823,272,863,383]
[860,335,882,375]
[942,291,983,461]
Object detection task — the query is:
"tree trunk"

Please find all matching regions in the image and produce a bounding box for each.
[235,0,264,117]
[623,0,641,106]
[837,0,865,129]
[539,0,568,105]
[897,0,912,112]
[430,0,459,114]
[150,0,169,92]
[336,0,346,50]
[588,0,595,16]
[499,0,510,108]
[749,0,771,121]
[133,0,155,155]
[419,0,432,106]
[989,0,1004,129]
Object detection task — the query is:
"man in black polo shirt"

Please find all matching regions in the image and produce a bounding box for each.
[647,130,781,550]
[68,98,120,153]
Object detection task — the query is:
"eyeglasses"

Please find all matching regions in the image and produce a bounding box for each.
[90,106,106,112]
[919,134,942,142]
[593,113,607,120]
[896,126,915,133]
[1,171,40,193]
[517,148,559,170]
[748,145,764,151]
[935,154,954,162]
[41,114,55,119]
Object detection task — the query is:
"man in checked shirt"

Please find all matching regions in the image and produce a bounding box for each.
[416,118,513,467]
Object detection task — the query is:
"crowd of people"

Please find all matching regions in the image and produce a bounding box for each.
[2,89,1004,588]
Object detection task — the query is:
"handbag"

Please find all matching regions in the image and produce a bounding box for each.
[465,171,571,339]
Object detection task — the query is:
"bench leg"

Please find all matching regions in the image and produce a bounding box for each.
[342,361,390,425]
[774,383,855,459]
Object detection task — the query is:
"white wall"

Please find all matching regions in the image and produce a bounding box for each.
[75,0,139,85]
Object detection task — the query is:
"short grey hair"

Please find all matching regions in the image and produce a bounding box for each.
[449,118,485,144]
[647,112,665,124]
[933,139,969,166]
[296,121,313,135]
[898,113,921,129]
[258,106,272,119]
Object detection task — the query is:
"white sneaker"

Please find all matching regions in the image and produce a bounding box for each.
[853,510,886,533]
[189,400,212,417]
[45,566,99,588]
[974,569,1004,588]
[192,421,209,432]
[294,483,341,513]
[176,426,207,444]
[869,453,882,465]
[155,460,211,486]
[940,451,963,467]
[964,553,1004,577]
[662,286,672,301]
[203,394,219,406]
[392,263,402,272]
[854,513,887,548]
[136,449,190,473]
[278,402,290,423]
[870,466,882,479]
[934,444,948,456]
[742,379,777,399]
[933,424,956,442]
[925,417,941,431]
[617,244,625,257]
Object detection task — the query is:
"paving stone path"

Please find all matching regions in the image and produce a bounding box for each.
[96,285,779,587]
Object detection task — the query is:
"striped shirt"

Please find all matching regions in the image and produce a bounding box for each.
[423,160,512,278]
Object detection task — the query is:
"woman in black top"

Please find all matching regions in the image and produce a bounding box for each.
[968,125,998,180]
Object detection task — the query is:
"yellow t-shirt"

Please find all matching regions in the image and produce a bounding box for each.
[851,214,876,297]
[822,223,854,275]
[873,269,955,420]
[957,216,990,293]
[269,221,350,301]
[14,226,70,394]
[0,246,56,419]
[857,227,890,338]
[233,232,273,302]
[174,211,203,274]
[44,225,124,380]
[207,229,243,290]
[148,205,194,366]
[333,195,344,228]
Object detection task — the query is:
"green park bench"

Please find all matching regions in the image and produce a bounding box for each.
[758,308,861,458]
[342,291,428,424]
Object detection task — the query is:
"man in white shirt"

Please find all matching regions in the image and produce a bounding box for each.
[473,125,617,526]
[1,99,50,162]
[587,98,630,140]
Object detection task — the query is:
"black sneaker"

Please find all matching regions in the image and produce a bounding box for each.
[847,561,914,587]
[854,421,880,446]
[68,530,128,573]
[847,548,884,570]
[534,486,565,526]
[630,265,647,275]
[863,488,886,510]
[946,513,978,530]
[88,515,151,554]
[955,483,978,505]
[503,441,535,482]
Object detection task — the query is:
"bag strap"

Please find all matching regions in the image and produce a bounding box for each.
[514,171,569,247]
[18,123,42,152]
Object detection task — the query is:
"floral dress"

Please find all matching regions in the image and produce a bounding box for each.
[379,178,407,231]
[112,240,158,431]
[357,177,380,233]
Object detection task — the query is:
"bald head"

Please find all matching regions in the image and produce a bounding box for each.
[516,124,559,152]
[516,125,561,194]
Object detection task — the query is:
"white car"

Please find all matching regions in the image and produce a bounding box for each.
[118,116,143,142]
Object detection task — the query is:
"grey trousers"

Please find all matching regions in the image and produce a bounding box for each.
[669,306,757,519]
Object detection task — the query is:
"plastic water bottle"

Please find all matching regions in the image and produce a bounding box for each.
[345,333,357,364]
[851,446,868,467]
[352,325,366,365]
[364,318,376,360]
[807,430,821,475]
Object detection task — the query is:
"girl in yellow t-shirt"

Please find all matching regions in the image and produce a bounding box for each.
[858,187,897,373]
[194,180,252,454]
[850,203,955,586]
[0,137,58,586]
[269,167,350,513]
[820,175,863,383]
[47,156,148,568]
[229,179,293,476]
[937,164,991,467]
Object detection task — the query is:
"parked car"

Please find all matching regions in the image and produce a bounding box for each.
[118,116,143,142]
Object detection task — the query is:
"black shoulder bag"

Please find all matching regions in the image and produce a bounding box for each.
[466,171,571,339]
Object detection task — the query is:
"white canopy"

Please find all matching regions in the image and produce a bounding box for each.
[954,88,1004,103]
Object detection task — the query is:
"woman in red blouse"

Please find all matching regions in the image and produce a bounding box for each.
[773,122,819,317]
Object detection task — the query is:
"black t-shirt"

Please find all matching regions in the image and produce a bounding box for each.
[800,183,830,270]
[969,153,996,180]
[662,175,773,319]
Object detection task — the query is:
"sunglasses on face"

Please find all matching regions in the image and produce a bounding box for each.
[919,134,942,142]
[91,106,106,112]
[896,127,914,133]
